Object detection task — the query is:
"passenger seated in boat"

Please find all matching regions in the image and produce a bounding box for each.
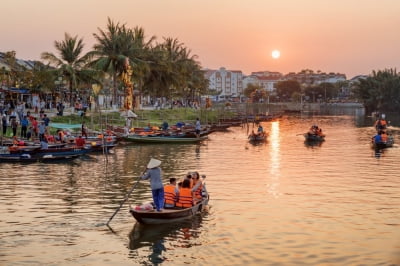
[315,127,324,136]
[176,179,194,208]
[257,125,263,135]
[12,136,19,146]
[144,123,152,132]
[56,129,66,143]
[375,119,387,131]
[308,125,317,135]
[183,173,194,188]
[161,121,169,131]
[176,121,185,129]
[372,131,383,144]
[46,134,55,143]
[381,130,388,142]
[75,135,86,148]
[191,172,207,203]
[249,130,257,139]
[164,178,179,208]
[40,135,49,149]
[309,125,323,136]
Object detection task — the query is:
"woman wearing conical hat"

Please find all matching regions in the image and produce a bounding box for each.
[141,158,164,212]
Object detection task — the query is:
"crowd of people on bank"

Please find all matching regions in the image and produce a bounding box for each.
[0,100,93,150]
[140,158,208,212]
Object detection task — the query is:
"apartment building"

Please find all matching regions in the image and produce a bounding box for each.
[205,67,243,100]
[243,71,283,92]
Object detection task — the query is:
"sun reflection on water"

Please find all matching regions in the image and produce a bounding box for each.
[267,121,281,198]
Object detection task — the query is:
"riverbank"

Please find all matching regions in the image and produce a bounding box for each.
[49,107,236,133]
[50,102,365,130]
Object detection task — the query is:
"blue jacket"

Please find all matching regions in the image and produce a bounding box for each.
[373,134,382,143]
[141,167,163,190]
[21,118,29,127]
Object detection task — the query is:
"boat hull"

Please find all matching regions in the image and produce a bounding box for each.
[248,133,268,142]
[371,137,394,150]
[0,153,80,163]
[304,133,325,142]
[130,197,209,224]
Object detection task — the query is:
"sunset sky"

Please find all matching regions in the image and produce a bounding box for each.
[2,0,400,79]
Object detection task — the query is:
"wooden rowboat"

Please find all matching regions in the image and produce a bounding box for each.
[304,133,325,142]
[129,196,209,224]
[0,153,81,163]
[371,136,394,150]
[248,132,268,142]
[123,134,208,143]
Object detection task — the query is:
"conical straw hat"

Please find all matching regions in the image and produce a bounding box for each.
[147,158,161,169]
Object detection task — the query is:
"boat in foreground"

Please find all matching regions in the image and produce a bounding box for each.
[129,196,209,224]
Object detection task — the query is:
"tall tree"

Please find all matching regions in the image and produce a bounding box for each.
[143,37,207,100]
[353,69,400,113]
[41,33,94,105]
[275,80,301,99]
[244,83,263,98]
[89,18,155,106]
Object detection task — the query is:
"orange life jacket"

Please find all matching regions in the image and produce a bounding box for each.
[193,183,203,199]
[176,188,193,208]
[164,184,177,205]
[381,133,388,142]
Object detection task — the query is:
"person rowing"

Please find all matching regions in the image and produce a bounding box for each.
[141,158,165,212]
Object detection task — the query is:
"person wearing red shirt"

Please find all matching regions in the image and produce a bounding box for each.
[75,135,86,147]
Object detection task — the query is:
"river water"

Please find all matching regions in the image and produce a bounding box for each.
[1,113,399,265]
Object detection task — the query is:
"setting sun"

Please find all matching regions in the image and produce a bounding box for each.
[272,50,281,59]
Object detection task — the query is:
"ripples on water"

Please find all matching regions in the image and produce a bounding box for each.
[0,115,399,265]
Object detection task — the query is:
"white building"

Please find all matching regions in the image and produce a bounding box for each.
[243,71,283,92]
[283,71,346,85]
[205,67,243,99]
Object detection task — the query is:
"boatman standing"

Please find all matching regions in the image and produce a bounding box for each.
[195,117,201,138]
[141,158,165,212]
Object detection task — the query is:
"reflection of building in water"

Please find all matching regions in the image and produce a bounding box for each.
[128,215,205,263]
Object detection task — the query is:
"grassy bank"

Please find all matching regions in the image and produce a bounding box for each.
[50,107,236,132]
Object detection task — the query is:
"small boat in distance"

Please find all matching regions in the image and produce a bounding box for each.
[371,130,394,150]
[248,132,268,142]
[304,133,325,142]
[304,125,325,142]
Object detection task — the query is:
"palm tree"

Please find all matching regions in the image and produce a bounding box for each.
[143,37,207,101]
[41,33,94,106]
[89,18,127,105]
[89,18,155,107]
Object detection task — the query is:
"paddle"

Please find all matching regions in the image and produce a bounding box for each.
[103,169,146,226]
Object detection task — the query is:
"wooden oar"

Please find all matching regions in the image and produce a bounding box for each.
[102,170,146,226]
